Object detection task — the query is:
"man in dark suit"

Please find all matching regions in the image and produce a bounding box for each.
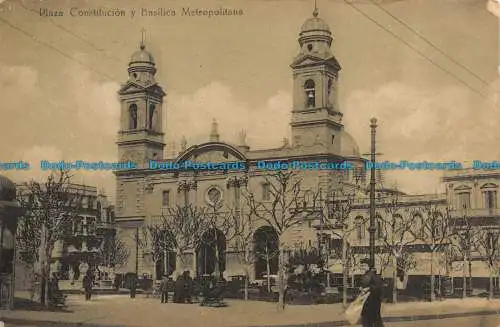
[160,274,169,303]
[82,271,93,301]
[360,259,385,327]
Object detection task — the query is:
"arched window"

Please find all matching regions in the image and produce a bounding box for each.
[433,213,444,238]
[355,216,365,241]
[456,191,470,210]
[304,79,315,107]
[483,189,497,210]
[148,104,155,130]
[413,213,424,239]
[376,215,384,239]
[392,214,402,232]
[129,104,138,129]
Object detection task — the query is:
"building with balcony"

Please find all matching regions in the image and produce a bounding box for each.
[15,183,116,290]
[443,168,500,291]
[309,168,500,295]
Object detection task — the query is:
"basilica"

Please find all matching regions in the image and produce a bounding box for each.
[114,8,367,280]
[113,7,500,298]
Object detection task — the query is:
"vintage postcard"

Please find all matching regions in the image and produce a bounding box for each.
[0,0,499,326]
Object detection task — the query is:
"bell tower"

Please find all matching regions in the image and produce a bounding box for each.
[117,35,166,168]
[290,6,343,151]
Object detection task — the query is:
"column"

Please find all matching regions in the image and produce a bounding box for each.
[189,180,198,206]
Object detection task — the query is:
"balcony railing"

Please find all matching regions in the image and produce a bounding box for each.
[450,208,500,218]
[95,221,115,230]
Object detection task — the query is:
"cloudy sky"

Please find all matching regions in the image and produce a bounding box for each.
[0,0,498,200]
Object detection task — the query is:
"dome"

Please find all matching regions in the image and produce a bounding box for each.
[339,131,360,157]
[130,44,155,64]
[300,9,331,34]
[0,175,16,201]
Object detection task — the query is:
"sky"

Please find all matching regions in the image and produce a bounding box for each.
[0,0,498,201]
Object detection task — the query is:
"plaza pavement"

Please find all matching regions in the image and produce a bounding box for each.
[1,294,500,327]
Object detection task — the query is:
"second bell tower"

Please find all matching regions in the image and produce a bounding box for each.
[290,7,343,151]
[117,39,166,168]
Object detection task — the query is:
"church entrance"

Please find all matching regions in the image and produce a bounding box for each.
[253,226,279,279]
[155,250,176,280]
[197,228,226,277]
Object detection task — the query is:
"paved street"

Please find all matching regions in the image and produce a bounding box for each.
[385,316,500,327]
[1,295,500,327]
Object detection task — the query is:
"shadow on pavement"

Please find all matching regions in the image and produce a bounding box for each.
[13,297,73,313]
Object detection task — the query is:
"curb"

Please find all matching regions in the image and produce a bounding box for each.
[1,309,499,327]
[0,318,125,327]
[246,309,500,327]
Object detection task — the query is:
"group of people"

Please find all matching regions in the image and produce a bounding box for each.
[159,270,194,303]
[158,271,228,304]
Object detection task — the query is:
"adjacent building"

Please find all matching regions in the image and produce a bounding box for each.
[15,183,116,290]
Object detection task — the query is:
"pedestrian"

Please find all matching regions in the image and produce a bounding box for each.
[160,274,169,303]
[183,271,193,303]
[173,273,185,303]
[360,261,385,327]
[82,271,93,301]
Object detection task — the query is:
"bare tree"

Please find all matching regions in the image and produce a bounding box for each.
[245,170,318,312]
[203,197,235,277]
[16,170,83,306]
[317,183,365,307]
[99,237,129,271]
[225,186,257,299]
[225,176,281,300]
[379,193,419,303]
[450,214,474,298]
[139,223,172,278]
[471,226,500,300]
[160,204,210,274]
[420,204,454,301]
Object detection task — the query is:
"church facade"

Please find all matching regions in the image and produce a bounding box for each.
[114,9,367,280]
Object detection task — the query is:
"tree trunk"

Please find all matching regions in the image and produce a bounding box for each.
[34,226,47,305]
[266,245,271,293]
[489,270,494,300]
[244,247,250,301]
[462,253,467,299]
[164,250,168,276]
[277,248,286,312]
[342,236,348,308]
[175,252,187,277]
[438,275,442,300]
[214,230,220,276]
[392,255,397,304]
[44,261,50,307]
[430,250,435,302]
[244,270,249,301]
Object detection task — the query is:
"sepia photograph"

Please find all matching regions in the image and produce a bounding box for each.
[0,0,499,326]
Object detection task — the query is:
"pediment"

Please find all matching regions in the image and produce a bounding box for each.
[480,183,498,189]
[176,142,247,164]
[291,55,324,67]
[118,82,165,96]
[454,185,472,191]
[291,55,341,70]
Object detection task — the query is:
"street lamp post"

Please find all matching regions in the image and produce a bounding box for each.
[368,118,378,266]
